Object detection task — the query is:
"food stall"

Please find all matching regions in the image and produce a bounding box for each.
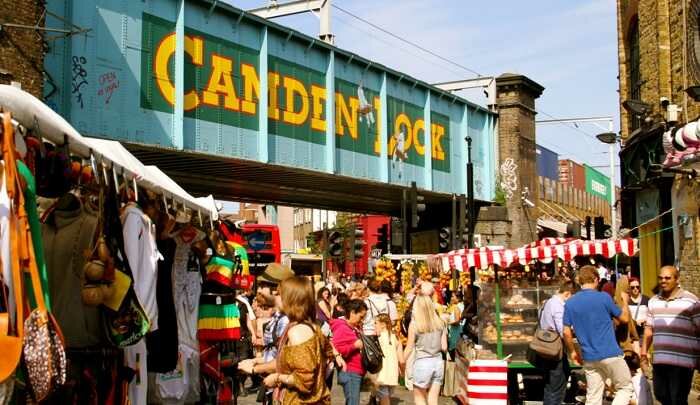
[431,238,639,365]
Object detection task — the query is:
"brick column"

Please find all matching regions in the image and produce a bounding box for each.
[495,73,544,247]
[0,0,45,97]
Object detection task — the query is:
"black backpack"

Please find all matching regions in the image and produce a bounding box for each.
[400,297,416,337]
[358,333,383,374]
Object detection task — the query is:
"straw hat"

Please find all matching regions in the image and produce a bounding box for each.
[259,263,295,285]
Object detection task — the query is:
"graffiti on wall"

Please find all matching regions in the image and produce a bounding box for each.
[71,56,88,109]
[500,158,518,200]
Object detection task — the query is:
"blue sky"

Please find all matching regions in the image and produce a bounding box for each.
[229,0,620,182]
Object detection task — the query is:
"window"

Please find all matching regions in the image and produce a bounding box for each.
[628,16,641,131]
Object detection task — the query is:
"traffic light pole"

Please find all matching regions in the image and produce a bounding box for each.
[451,194,457,250]
[401,189,408,254]
[322,216,328,281]
[466,136,475,249]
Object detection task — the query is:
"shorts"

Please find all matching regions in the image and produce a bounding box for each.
[412,356,444,389]
[376,385,394,399]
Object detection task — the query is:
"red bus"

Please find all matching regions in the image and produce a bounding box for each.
[219,221,281,273]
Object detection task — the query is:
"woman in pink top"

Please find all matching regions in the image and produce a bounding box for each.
[330,299,367,405]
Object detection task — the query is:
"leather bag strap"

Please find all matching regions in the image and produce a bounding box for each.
[3,112,24,337]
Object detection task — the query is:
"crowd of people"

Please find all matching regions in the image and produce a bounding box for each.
[229,260,698,405]
[233,264,477,405]
[537,264,699,405]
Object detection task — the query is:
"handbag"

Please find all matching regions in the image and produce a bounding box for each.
[22,232,67,401]
[441,352,457,397]
[527,298,563,367]
[0,112,25,383]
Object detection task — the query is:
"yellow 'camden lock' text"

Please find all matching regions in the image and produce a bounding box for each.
[154,33,446,160]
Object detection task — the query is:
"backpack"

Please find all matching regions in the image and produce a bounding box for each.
[358,332,384,374]
[400,297,416,337]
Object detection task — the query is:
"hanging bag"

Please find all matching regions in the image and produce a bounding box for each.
[526,298,562,368]
[101,177,150,347]
[22,226,67,401]
[0,112,24,383]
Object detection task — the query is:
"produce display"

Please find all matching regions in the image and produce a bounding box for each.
[373,257,396,283]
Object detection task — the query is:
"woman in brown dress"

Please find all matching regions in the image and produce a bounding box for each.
[262,276,336,404]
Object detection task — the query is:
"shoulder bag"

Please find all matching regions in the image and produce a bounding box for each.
[527,298,563,366]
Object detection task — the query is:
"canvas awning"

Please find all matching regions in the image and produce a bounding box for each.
[432,238,639,271]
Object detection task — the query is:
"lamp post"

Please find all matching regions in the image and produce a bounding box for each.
[595,126,619,238]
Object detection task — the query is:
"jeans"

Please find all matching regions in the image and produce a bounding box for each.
[543,356,570,405]
[583,356,634,405]
[653,364,694,405]
[337,371,363,405]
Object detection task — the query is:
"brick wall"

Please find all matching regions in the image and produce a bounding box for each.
[495,74,544,247]
[0,0,45,98]
[618,0,700,140]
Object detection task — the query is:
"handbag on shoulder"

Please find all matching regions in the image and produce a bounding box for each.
[527,298,563,368]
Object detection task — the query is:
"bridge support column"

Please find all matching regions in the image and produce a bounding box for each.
[258,27,269,163]
[379,72,388,182]
[495,73,544,247]
[423,92,432,189]
[325,51,335,173]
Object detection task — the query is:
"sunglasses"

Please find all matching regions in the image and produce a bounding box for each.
[658,276,673,280]
[630,286,640,289]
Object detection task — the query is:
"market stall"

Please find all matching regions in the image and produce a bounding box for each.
[0,86,260,404]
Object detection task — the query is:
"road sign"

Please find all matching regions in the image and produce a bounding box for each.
[246,231,267,251]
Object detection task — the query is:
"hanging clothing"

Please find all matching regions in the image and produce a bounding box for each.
[172,227,205,347]
[197,293,241,341]
[121,203,160,331]
[125,340,148,405]
[154,344,200,405]
[41,199,103,348]
[146,237,178,373]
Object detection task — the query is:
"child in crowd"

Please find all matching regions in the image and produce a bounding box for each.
[625,352,651,405]
[374,314,404,405]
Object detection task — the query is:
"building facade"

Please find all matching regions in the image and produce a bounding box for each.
[617,0,700,301]
[0,0,45,97]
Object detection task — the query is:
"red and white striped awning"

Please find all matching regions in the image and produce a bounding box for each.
[434,238,638,271]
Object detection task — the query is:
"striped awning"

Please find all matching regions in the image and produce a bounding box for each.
[433,238,638,271]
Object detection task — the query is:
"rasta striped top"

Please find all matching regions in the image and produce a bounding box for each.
[647,289,700,369]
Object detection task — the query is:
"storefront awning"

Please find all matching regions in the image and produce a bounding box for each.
[432,238,639,271]
[536,218,568,234]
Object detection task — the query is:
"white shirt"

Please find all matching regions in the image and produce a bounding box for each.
[122,204,160,331]
[632,372,652,405]
[363,293,398,335]
[597,265,608,280]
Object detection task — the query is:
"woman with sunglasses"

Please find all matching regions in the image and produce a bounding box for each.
[626,277,649,341]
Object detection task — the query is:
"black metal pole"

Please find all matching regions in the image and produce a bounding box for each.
[402,189,408,254]
[451,194,457,250]
[466,136,475,249]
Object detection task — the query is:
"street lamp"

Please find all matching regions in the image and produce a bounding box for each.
[595,128,620,239]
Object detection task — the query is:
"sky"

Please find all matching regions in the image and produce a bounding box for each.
[229,0,621,183]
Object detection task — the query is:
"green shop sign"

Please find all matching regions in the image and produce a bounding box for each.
[585,165,611,202]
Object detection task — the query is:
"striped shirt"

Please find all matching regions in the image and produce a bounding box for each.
[647,289,700,369]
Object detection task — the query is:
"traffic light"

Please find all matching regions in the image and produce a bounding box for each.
[377,224,389,254]
[328,230,343,257]
[350,224,365,260]
[585,216,592,240]
[409,181,426,228]
[593,216,610,239]
[438,226,451,253]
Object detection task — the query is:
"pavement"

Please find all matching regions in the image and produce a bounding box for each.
[233,378,700,405]
[235,378,456,404]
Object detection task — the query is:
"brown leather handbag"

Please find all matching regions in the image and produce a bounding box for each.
[0,112,24,383]
[22,228,67,401]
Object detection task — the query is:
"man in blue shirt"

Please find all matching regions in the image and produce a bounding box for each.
[563,265,634,405]
[539,281,576,405]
